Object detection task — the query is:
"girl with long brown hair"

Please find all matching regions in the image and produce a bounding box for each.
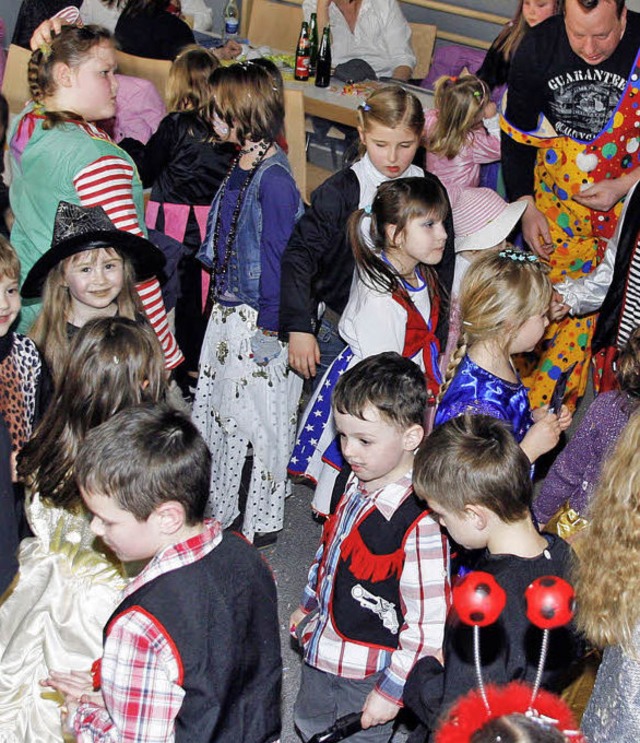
[0,317,167,740]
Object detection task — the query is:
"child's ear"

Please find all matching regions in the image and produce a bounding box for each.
[52,61,75,89]
[384,223,402,248]
[155,501,188,535]
[464,504,489,531]
[403,423,424,452]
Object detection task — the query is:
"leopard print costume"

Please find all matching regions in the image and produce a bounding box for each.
[0,333,44,453]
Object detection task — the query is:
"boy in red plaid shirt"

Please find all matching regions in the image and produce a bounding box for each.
[290,353,449,742]
[44,405,281,743]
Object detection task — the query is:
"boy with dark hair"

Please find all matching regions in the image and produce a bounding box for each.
[290,352,449,742]
[403,414,581,738]
[45,404,282,743]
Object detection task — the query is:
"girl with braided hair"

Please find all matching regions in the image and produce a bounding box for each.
[435,248,571,465]
[8,24,182,370]
[191,61,303,545]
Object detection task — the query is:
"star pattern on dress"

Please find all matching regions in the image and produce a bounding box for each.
[287,346,354,475]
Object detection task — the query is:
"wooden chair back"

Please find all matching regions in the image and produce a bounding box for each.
[115,49,172,105]
[409,22,437,81]
[283,87,333,203]
[283,87,307,200]
[2,45,32,115]
[247,0,303,53]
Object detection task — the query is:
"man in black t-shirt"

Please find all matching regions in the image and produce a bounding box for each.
[502,0,640,409]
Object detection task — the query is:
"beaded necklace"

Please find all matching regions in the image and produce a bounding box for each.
[207,140,272,308]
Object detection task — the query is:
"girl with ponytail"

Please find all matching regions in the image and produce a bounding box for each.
[289,175,449,515]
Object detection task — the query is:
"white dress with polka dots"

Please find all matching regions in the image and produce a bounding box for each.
[192,303,303,540]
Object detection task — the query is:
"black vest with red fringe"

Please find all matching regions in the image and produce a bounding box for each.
[326,490,427,651]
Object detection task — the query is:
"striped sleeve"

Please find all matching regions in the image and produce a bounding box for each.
[73,156,184,369]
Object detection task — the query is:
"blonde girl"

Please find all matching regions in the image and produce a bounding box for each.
[290,176,449,514]
[192,61,304,544]
[576,411,640,741]
[140,44,236,381]
[8,24,181,369]
[424,74,500,192]
[476,0,562,91]
[23,200,164,384]
[435,248,571,464]
[282,84,455,382]
[0,317,166,741]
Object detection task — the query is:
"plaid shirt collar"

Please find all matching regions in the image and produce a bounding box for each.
[353,470,414,522]
[123,518,223,599]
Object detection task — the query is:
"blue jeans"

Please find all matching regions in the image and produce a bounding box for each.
[312,312,347,392]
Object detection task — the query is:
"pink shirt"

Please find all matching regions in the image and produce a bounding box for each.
[424,108,500,192]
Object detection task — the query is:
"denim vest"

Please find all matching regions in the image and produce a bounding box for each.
[198,147,304,311]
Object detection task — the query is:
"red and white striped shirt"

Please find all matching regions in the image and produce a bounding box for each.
[73,155,183,369]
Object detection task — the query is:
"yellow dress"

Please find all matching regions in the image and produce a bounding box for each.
[0,493,126,742]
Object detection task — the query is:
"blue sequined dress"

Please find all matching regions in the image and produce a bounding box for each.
[435,355,532,442]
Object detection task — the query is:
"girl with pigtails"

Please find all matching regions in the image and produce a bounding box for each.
[435,248,572,465]
[8,24,182,370]
[424,74,500,193]
[289,176,449,515]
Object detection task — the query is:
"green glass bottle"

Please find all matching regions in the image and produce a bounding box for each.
[309,13,319,76]
[314,25,331,88]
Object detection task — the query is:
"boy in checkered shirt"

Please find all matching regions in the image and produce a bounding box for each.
[44,405,281,743]
[290,353,449,742]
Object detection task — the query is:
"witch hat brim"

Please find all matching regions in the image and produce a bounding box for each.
[21,204,166,299]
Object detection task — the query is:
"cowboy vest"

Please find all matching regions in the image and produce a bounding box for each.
[102,533,281,743]
[326,492,426,651]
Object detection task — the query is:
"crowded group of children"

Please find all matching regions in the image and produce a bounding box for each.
[0,2,639,741]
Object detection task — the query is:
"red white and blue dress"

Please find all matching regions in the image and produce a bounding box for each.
[289,269,441,514]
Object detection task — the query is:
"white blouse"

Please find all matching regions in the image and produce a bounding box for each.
[302,0,416,78]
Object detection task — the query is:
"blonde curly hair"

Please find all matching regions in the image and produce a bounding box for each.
[575,410,640,654]
[440,248,552,399]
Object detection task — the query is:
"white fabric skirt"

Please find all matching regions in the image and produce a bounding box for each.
[192,304,303,539]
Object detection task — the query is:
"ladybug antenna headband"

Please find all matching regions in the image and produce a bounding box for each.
[444,571,580,739]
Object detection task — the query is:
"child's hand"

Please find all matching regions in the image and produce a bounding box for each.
[361,689,400,729]
[288,332,321,379]
[557,404,572,431]
[521,412,562,463]
[531,404,549,423]
[483,101,497,119]
[41,669,101,705]
[9,451,17,483]
[550,290,570,321]
[289,607,306,638]
[41,670,104,734]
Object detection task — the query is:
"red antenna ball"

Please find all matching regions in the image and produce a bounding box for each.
[453,571,506,627]
[525,576,575,630]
